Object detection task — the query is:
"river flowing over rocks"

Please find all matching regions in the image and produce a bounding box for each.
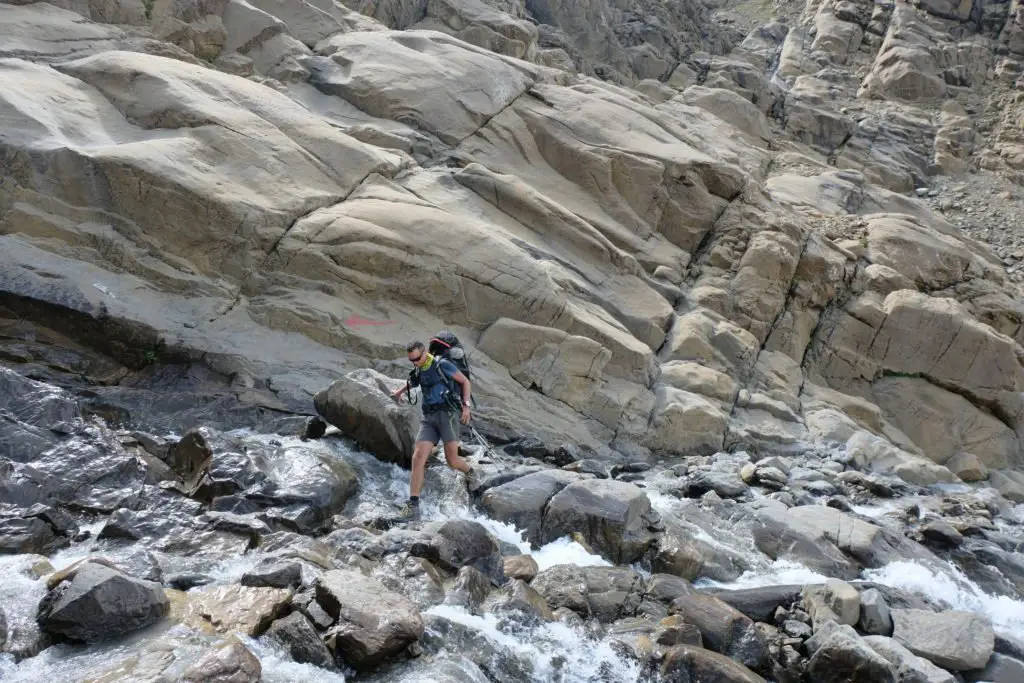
[3,0,1024,680]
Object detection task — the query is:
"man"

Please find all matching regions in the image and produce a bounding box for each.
[391,339,473,515]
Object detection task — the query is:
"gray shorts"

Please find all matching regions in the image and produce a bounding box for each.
[416,408,460,444]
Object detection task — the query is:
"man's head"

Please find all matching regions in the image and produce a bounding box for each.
[406,340,427,366]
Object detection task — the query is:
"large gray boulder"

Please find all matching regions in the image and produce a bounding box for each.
[531,565,645,622]
[863,635,956,683]
[265,611,334,669]
[541,479,657,564]
[418,519,505,586]
[313,369,419,467]
[660,644,766,683]
[891,609,995,671]
[36,561,169,642]
[182,641,262,683]
[481,470,581,545]
[808,628,898,683]
[316,568,424,669]
[670,593,770,672]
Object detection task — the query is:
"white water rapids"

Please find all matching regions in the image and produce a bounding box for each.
[1,430,1022,682]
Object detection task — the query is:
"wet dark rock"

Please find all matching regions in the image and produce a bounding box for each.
[687,471,750,499]
[0,367,82,439]
[670,593,770,672]
[131,431,170,460]
[302,415,327,440]
[241,561,303,590]
[807,628,897,683]
[167,573,214,590]
[0,504,76,555]
[645,574,697,605]
[532,565,645,622]
[163,427,213,494]
[660,644,766,682]
[857,588,892,636]
[704,585,803,622]
[541,479,657,564]
[182,640,261,683]
[265,611,334,669]
[654,521,751,582]
[495,579,555,622]
[37,561,169,642]
[416,520,505,586]
[965,652,1024,683]
[446,565,493,611]
[316,568,424,669]
[214,439,360,535]
[919,518,964,547]
[1,423,148,512]
[996,632,1024,660]
[480,470,581,545]
[371,553,447,610]
[104,546,164,583]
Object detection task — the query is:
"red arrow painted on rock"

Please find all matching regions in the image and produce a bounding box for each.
[343,315,394,327]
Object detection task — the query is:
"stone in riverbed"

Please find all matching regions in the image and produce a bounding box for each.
[37,561,169,642]
[540,479,657,564]
[316,569,424,669]
[857,588,892,636]
[891,608,994,671]
[808,628,897,683]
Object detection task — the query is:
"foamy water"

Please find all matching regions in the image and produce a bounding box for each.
[424,604,642,682]
[863,560,1024,637]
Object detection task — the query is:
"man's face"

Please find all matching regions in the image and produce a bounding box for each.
[408,349,426,366]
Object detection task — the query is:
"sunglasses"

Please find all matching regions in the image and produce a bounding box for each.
[408,353,424,363]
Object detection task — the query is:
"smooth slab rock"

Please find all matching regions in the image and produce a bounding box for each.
[891,609,995,671]
[313,29,539,144]
[541,479,656,564]
[316,569,425,668]
[37,562,169,642]
[864,635,955,683]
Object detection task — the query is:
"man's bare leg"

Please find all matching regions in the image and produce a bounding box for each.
[443,441,471,473]
[410,440,434,498]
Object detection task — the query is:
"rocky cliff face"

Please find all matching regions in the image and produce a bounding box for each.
[3,0,1024,492]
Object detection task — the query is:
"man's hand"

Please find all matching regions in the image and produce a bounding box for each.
[391,387,405,402]
[460,405,471,424]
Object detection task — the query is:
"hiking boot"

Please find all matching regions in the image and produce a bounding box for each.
[399,499,421,520]
[465,467,483,493]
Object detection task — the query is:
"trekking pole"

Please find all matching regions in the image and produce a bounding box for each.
[468,423,494,456]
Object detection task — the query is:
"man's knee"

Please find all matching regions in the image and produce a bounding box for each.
[412,442,432,465]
